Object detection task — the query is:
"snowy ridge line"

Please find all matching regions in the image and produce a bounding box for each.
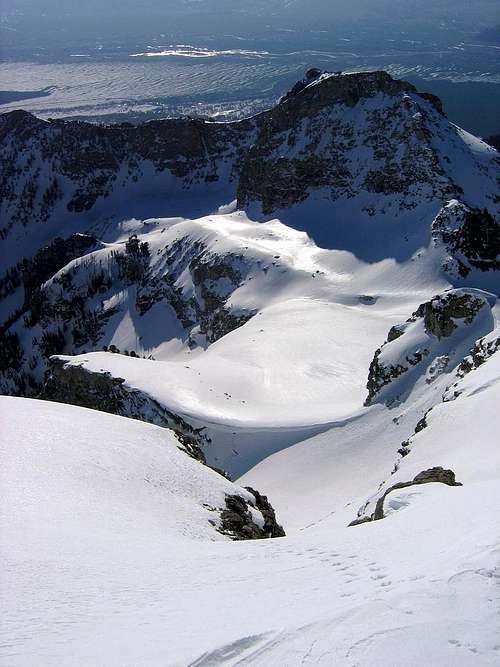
[1,69,498,267]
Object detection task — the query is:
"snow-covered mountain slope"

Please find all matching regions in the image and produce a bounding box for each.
[241,296,500,531]
[1,397,284,551]
[1,71,498,271]
[2,364,500,665]
[1,72,499,401]
[21,211,495,475]
[2,69,500,665]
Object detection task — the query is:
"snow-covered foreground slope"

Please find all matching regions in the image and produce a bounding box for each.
[0,397,284,547]
[2,358,500,666]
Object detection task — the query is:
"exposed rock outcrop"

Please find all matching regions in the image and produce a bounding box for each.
[349,467,462,525]
[219,488,285,540]
[457,330,500,377]
[414,291,486,340]
[365,289,492,405]
[432,200,500,277]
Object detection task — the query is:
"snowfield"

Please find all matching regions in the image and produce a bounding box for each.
[2,369,500,665]
[43,208,497,477]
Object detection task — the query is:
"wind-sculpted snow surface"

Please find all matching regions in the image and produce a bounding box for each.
[26,209,497,476]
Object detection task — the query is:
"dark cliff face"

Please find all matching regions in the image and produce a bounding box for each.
[236,71,456,214]
[0,70,465,242]
[432,201,500,277]
[0,109,256,239]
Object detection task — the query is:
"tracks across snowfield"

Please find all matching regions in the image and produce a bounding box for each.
[2,346,500,665]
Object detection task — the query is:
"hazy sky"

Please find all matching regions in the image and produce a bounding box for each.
[3,0,499,23]
[1,0,498,54]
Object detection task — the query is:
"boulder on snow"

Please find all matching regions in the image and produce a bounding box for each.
[372,467,462,521]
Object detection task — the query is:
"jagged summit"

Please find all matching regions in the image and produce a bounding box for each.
[279,69,443,116]
[0,69,443,131]
[1,69,498,258]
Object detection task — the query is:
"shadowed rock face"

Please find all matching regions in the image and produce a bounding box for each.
[432,201,500,277]
[23,234,98,300]
[236,72,454,214]
[0,110,255,238]
[0,70,471,243]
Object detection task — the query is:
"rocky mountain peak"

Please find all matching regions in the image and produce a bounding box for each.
[2,69,496,249]
[278,70,441,118]
[1,70,499,401]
